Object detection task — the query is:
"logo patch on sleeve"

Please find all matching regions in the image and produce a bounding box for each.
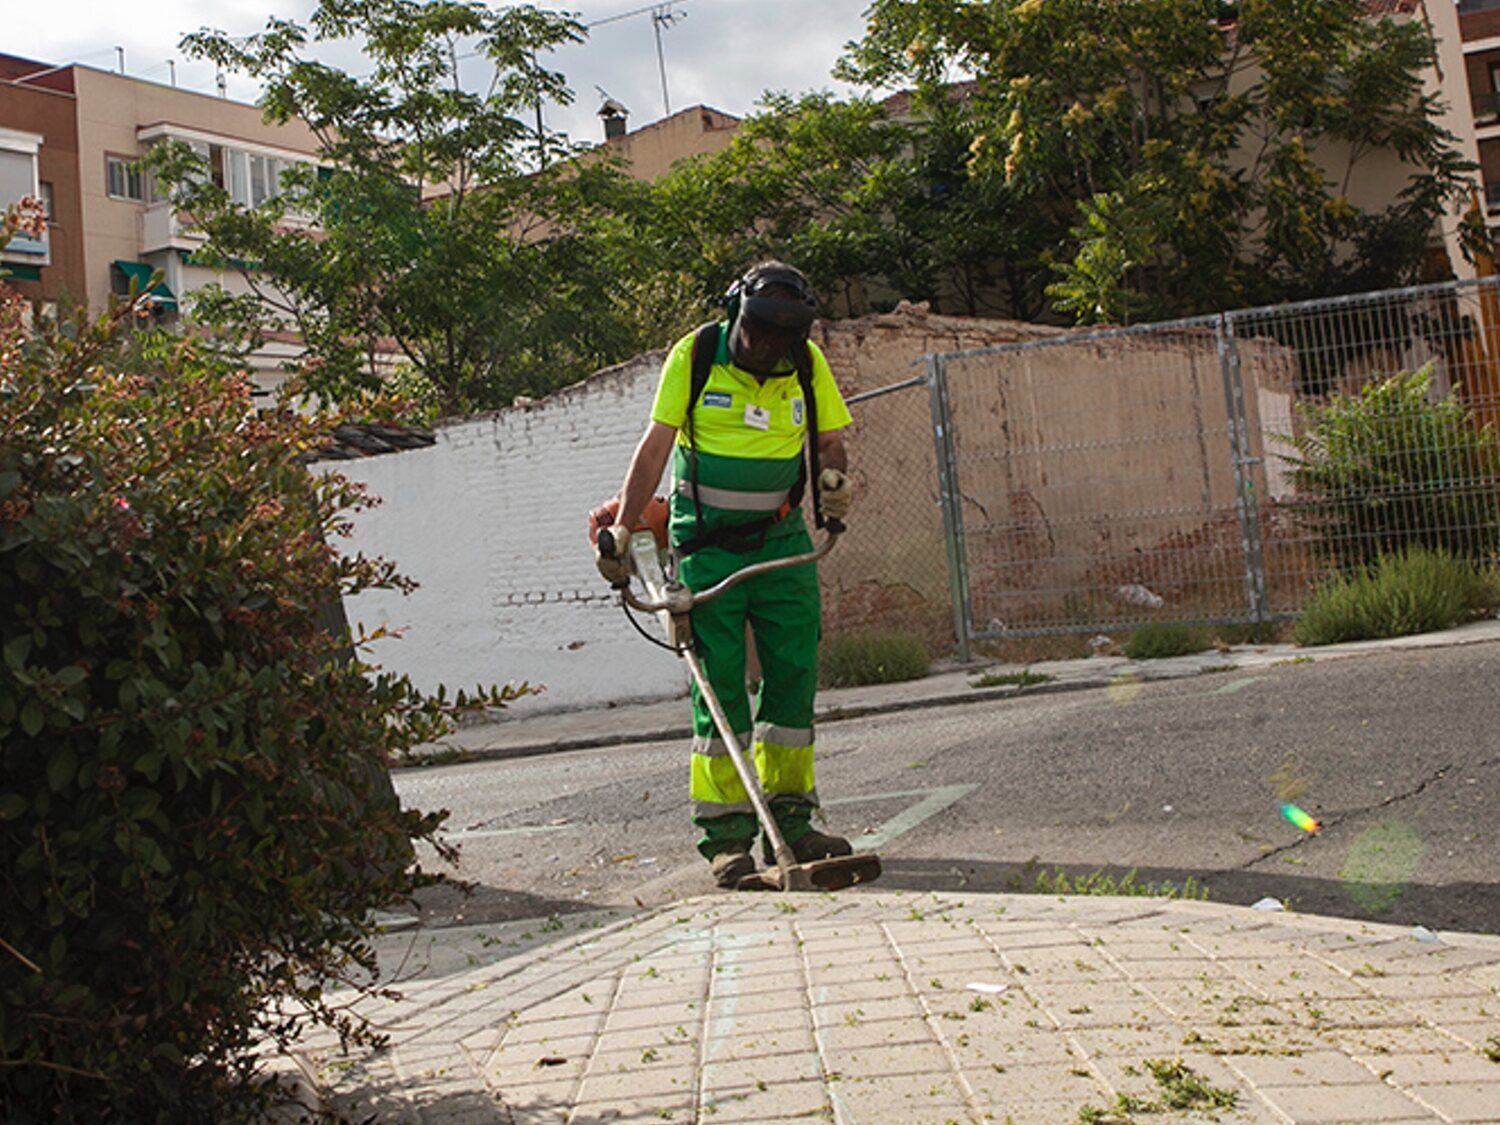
[791,398,805,426]
[702,391,733,408]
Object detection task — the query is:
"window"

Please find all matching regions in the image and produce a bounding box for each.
[227,148,250,206]
[38,181,53,220]
[248,154,280,207]
[1490,61,1500,94]
[0,147,36,208]
[106,155,144,201]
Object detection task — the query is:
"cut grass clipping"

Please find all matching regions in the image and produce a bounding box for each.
[1294,547,1500,647]
[818,630,930,688]
[1078,1057,1238,1122]
[1122,621,1210,660]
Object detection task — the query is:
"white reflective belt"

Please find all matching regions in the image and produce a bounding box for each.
[768,787,820,807]
[693,799,755,817]
[676,477,789,512]
[754,722,814,749]
[691,732,753,759]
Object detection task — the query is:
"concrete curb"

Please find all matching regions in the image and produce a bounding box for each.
[401,618,1500,766]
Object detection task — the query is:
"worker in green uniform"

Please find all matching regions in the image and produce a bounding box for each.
[591,261,855,888]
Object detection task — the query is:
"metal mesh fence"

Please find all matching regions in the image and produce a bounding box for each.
[900,276,1500,656]
[818,375,957,654]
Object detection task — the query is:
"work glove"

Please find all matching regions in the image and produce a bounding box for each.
[818,468,854,523]
[595,523,633,588]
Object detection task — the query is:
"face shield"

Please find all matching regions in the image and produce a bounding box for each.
[739,293,817,336]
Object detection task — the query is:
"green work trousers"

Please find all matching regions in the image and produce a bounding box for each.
[678,525,821,859]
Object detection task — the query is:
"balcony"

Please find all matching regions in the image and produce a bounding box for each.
[141,203,205,254]
[1,227,50,279]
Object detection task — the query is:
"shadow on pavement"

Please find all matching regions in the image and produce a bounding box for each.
[410,879,607,928]
[876,857,1500,934]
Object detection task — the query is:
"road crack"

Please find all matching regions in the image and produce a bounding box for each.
[1237,760,1457,871]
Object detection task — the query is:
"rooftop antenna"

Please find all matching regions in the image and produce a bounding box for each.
[167,59,176,87]
[650,5,685,117]
[115,46,125,74]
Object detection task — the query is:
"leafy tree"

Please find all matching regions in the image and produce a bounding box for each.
[636,90,1057,321]
[0,203,524,1120]
[159,0,657,415]
[841,0,1475,323]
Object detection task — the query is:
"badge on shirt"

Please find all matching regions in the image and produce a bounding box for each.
[791,398,805,426]
[702,391,733,408]
[743,404,771,430]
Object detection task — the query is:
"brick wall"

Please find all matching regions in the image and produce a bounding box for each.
[334,307,1061,713]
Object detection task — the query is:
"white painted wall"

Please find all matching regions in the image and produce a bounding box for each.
[334,351,689,714]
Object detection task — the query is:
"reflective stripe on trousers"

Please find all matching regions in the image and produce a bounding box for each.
[690,725,817,819]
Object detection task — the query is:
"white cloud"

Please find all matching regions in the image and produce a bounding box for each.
[9,0,876,143]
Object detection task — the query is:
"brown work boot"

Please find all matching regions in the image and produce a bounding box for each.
[765,827,853,865]
[709,843,755,889]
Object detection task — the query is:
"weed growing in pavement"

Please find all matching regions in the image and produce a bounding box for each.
[970,668,1057,688]
[1031,867,1209,900]
[1123,622,1210,660]
[1484,1036,1500,1063]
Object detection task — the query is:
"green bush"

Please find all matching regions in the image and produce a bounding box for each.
[1280,363,1500,570]
[1293,547,1500,646]
[818,630,930,688]
[0,243,522,1117]
[1122,621,1209,660]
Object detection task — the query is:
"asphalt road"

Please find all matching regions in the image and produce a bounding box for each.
[392,642,1500,944]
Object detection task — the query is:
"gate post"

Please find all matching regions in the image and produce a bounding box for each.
[1215,314,1270,628]
[927,354,972,662]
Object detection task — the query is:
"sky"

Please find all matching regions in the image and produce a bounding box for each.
[8,0,880,145]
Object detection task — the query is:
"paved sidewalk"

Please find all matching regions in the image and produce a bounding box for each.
[286,891,1500,1124]
[288,621,1500,1121]
[430,619,1500,763]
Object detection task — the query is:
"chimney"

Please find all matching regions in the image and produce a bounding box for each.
[598,97,629,141]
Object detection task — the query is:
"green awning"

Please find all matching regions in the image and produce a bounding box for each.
[113,260,177,310]
[1,263,41,282]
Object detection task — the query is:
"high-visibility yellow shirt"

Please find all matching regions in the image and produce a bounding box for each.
[650,324,851,542]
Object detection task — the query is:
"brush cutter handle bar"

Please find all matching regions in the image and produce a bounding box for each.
[618,527,841,614]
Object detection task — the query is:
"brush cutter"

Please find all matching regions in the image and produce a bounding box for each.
[596,520,882,893]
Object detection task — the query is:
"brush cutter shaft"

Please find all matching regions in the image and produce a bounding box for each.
[619,523,841,616]
[625,528,816,889]
[680,648,805,887]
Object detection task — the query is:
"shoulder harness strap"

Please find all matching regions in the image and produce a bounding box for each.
[678,325,822,556]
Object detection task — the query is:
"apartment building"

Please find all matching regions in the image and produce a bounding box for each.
[1460,0,1500,232]
[590,99,740,179]
[0,53,325,390]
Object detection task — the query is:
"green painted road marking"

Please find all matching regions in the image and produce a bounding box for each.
[1214,676,1265,695]
[827,784,978,853]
